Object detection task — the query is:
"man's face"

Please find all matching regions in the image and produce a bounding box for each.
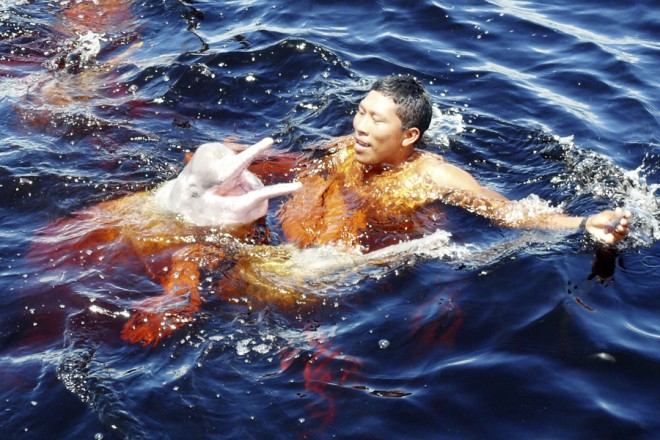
[353,90,411,167]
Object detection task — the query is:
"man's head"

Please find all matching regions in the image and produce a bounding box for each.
[370,75,433,137]
[353,75,433,167]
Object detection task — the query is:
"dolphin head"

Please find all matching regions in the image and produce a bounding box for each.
[157,138,300,227]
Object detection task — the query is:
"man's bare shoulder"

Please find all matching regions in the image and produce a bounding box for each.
[414,152,504,198]
[415,153,469,185]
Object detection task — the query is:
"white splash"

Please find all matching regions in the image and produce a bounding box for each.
[75,31,102,65]
[551,135,659,247]
[426,106,465,147]
[0,0,29,13]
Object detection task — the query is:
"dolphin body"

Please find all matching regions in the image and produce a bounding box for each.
[155,138,301,226]
[25,138,303,347]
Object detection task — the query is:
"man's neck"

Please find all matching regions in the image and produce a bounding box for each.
[357,149,418,174]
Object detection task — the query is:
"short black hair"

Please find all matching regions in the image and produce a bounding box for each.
[370,75,433,137]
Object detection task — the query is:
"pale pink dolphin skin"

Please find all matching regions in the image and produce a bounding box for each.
[155,138,302,226]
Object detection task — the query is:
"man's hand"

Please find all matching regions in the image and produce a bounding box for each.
[585,207,631,244]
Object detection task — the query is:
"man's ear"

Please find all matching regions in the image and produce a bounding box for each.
[402,127,421,148]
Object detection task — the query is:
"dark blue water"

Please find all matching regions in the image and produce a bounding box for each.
[1,0,659,438]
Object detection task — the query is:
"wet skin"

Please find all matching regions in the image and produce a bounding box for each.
[350,91,631,244]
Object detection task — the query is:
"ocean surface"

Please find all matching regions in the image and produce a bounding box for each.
[1,0,659,438]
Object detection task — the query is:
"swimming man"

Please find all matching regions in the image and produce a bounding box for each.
[271,75,630,252]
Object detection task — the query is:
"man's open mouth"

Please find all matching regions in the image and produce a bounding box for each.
[355,139,371,150]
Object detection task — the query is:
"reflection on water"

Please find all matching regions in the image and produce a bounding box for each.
[1,0,659,438]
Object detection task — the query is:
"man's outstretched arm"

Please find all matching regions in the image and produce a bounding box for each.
[426,160,630,244]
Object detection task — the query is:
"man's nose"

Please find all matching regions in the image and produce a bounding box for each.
[354,115,368,134]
